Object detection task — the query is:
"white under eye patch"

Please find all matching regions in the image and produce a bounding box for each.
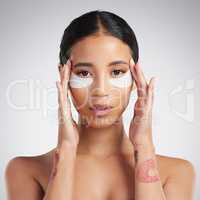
[69,72,93,88]
[69,70,133,89]
[109,70,133,88]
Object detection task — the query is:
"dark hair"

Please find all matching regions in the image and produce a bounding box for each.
[59,10,139,65]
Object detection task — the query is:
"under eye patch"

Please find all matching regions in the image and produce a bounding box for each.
[109,70,133,88]
[69,72,93,88]
[69,70,133,88]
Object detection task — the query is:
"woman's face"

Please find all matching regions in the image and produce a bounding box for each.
[69,35,135,128]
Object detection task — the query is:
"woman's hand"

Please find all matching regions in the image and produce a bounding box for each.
[42,59,78,200]
[128,58,156,151]
[56,58,80,151]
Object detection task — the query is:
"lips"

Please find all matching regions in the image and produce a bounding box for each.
[89,104,113,116]
[90,104,113,110]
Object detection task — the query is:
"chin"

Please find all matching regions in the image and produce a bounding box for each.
[77,106,125,128]
[82,114,122,128]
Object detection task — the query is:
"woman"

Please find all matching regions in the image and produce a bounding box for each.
[5,10,196,200]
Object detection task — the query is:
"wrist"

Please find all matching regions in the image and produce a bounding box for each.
[133,144,156,164]
[135,144,155,152]
[56,141,77,163]
[56,150,77,173]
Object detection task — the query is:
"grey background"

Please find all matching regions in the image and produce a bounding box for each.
[0,0,199,199]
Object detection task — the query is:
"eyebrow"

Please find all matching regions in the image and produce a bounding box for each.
[73,60,129,68]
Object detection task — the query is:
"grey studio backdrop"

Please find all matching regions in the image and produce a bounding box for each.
[0,0,199,199]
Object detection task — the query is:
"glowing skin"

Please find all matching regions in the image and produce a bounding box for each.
[136,158,160,183]
[69,35,134,128]
[69,70,133,89]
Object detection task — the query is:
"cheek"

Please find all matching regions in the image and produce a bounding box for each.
[109,70,133,108]
[70,88,89,111]
[69,72,92,111]
[121,88,132,108]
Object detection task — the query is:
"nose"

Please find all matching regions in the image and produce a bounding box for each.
[91,74,109,97]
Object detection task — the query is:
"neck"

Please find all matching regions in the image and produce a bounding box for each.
[77,116,129,158]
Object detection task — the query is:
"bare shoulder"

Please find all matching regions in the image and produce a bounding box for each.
[5,149,55,199]
[5,149,55,175]
[155,153,196,196]
[156,153,196,176]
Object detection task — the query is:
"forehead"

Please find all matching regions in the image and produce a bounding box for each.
[70,35,132,64]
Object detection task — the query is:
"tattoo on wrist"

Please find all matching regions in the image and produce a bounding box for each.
[135,157,160,183]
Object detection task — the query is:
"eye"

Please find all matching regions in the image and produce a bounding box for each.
[76,70,92,78]
[111,69,126,78]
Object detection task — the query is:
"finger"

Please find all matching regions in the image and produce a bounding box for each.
[57,78,72,120]
[58,64,63,83]
[130,59,146,98]
[57,81,69,124]
[130,58,138,85]
[134,63,149,98]
[56,81,64,108]
[63,59,72,97]
[134,62,148,87]
[147,77,156,110]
